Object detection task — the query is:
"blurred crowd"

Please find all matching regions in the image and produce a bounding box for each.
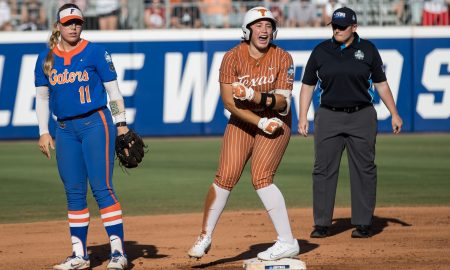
[1,0,450,31]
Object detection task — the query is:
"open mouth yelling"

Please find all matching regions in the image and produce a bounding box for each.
[258,34,269,44]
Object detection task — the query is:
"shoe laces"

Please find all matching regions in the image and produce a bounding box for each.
[270,239,296,253]
[267,240,284,253]
[110,251,125,263]
[194,234,210,248]
[64,252,84,262]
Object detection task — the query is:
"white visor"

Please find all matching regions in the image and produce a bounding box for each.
[58,7,84,23]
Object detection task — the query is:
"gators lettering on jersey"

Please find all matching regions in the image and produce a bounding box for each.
[34,39,117,120]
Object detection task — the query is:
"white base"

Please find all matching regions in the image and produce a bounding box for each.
[243,258,306,270]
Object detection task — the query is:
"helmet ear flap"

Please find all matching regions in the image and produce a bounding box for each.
[242,25,277,41]
[242,27,251,40]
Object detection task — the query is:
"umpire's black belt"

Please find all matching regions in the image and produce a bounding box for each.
[320,103,372,113]
[58,106,107,122]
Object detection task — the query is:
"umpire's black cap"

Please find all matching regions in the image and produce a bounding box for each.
[328,7,357,26]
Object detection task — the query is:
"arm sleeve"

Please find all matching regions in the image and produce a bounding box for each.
[35,86,50,135]
[219,50,237,84]
[94,46,118,83]
[370,43,387,83]
[104,80,126,123]
[301,48,319,86]
[104,80,123,101]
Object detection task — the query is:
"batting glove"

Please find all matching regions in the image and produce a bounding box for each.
[232,82,254,101]
[258,117,284,135]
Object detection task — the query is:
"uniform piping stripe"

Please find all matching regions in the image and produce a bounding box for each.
[68,209,89,215]
[69,222,90,227]
[68,217,90,223]
[52,39,88,66]
[100,203,121,214]
[101,210,122,219]
[102,215,123,223]
[98,111,118,204]
[68,213,90,219]
[103,219,123,227]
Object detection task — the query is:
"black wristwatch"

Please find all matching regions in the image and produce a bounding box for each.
[116,121,127,127]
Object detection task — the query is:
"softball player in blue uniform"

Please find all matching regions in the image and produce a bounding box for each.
[35,4,128,270]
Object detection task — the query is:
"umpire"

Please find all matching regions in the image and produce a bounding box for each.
[298,7,403,238]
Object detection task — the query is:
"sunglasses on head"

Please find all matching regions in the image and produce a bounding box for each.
[331,23,350,30]
[61,19,83,27]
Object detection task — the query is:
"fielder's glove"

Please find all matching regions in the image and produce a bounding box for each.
[232,82,254,101]
[258,117,284,135]
[115,129,146,168]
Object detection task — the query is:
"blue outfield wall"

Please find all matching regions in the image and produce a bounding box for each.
[0,28,449,139]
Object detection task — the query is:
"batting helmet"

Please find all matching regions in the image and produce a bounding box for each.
[242,6,278,41]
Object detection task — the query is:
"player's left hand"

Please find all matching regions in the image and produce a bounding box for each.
[117,126,129,136]
[38,133,55,159]
[232,82,254,101]
[258,117,284,135]
[392,114,403,134]
[115,129,146,168]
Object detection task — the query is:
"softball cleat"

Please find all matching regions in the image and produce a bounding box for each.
[257,239,300,261]
[107,250,128,270]
[188,234,212,259]
[53,253,90,270]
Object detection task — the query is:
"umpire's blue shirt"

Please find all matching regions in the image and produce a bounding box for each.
[302,33,386,108]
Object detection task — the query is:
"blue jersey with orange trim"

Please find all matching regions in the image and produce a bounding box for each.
[34,40,117,120]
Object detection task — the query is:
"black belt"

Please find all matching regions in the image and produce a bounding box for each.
[320,103,372,113]
[58,106,107,122]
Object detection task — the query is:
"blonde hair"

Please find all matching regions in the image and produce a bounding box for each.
[43,3,83,76]
[43,22,60,76]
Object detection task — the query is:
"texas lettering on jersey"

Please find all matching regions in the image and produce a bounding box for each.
[237,74,275,87]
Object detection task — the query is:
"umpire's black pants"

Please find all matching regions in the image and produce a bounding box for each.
[313,106,377,226]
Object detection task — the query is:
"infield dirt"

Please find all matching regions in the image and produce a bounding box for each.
[1,207,449,270]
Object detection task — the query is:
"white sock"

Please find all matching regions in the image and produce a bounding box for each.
[110,235,123,254]
[256,184,295,244]
[71,236,84,257]
[202,183,231,236]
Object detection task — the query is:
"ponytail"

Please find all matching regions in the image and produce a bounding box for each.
[43,22,60,76]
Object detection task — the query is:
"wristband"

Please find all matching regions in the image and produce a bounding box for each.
[260,93,276,109]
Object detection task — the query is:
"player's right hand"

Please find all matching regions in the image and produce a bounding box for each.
[258,117,284,135]
[38,133,55,159]
[298,117,309,137]
[232,82,254,101]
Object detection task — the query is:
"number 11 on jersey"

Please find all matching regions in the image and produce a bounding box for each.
[79,85,91,104]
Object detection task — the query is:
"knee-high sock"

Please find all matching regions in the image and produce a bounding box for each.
[202,183,231,236]
[256,184,295,243]
[100,203,124,254]
[68,208,89,257]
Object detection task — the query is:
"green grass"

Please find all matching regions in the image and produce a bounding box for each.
[0,134,449,223]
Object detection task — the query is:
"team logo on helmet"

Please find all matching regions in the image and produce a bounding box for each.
[256,8,268,16]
